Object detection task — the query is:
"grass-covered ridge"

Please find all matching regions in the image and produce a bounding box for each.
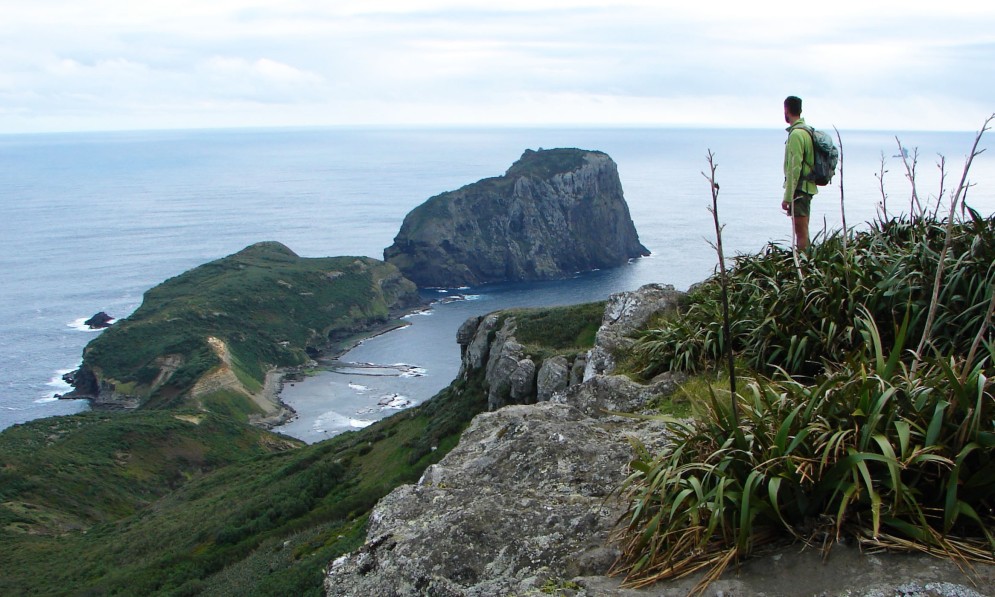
[614,212,995,591]
[1,301,597,596]
[73,241,420,419]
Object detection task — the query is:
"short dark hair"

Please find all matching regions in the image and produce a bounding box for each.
[784,96,803,116]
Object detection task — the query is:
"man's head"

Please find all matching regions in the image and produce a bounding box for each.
[784,96,802,124]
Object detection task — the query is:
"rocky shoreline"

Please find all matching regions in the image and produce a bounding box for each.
[249,313,422,432]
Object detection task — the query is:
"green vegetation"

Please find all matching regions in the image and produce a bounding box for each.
[0,372,484,595]
[506,148,594,181]
[511,300,604,361]
[77,242,418,419]
[514,301,604,349]
[1,300,596,596]
[613,213,995,591]
[0,411,301,534]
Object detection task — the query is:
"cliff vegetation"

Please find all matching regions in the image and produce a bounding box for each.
[68,241,420,422]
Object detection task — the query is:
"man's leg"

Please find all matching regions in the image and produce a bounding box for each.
[790,192,812,251]
[793,215,810,250]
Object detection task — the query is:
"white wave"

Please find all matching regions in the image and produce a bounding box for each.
[47,368,76,388]
[313,410,375,431]
[68,317,112,332]
[348,382,370,392]
[40,367,76,401]
[377,393,412,410]
[463,294,481,301]
[399,367,427,378]
[401,309,433,318]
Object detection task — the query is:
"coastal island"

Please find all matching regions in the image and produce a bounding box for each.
[384,147,649,287]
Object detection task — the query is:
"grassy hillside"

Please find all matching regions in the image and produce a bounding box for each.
[0,302,600,596]
[0,410,301,536]
[72,242,420,419]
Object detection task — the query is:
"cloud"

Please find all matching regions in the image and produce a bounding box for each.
[197,56,326,101]
[0,1,992,132]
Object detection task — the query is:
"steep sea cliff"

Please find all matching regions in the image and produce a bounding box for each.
[385,148,649,287]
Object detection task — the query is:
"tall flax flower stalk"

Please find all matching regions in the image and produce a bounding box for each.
[703,151,737,422]
[834,127,847,242]
[896,138,923,215]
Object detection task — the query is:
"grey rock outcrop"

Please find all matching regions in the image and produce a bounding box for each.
[536,355,570,402]
[455,309,591,411]
[325,282,995,596]
[384,148,650,288]
[553,371,683,420]
[325,402,653,597]
[585,282,683,380]
[325,284,682,596]
[84,311,114,329]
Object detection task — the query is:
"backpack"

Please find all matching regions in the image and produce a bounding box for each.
[801,126,839,186]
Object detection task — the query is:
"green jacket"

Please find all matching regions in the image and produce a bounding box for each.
[783,118,818,203]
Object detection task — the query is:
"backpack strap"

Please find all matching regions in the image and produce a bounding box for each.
[798,125,816,181]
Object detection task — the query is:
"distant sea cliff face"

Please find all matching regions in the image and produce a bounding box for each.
[384,148,650,287]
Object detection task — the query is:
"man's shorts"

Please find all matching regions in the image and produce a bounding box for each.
[788,191,812,217]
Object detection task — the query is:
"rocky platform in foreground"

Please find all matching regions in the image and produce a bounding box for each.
[384,148,649,288]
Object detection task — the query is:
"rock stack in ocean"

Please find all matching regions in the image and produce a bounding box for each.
[384,148,649,288]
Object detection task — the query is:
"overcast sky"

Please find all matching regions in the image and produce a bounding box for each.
[1,1,992,134]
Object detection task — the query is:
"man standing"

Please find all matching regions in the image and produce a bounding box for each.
[782,95,817,250]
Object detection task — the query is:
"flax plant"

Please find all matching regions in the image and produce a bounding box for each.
[896,138,923,215]
[633,214,995,382]
[835,127,848,246]
[614,314,995,593]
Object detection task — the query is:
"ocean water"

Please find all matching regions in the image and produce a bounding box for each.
[2,126,992,438]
